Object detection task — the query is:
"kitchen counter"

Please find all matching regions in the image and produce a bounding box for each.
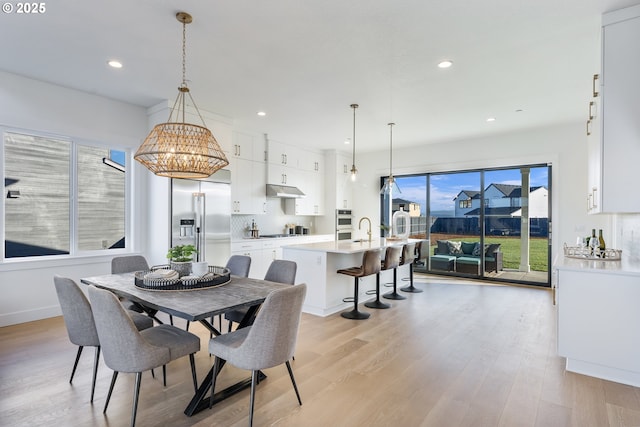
[554,254,640,387]
[281,238,422,254]
[554,254,640,275]
[282,238,425,317]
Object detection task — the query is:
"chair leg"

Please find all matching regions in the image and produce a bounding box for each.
[162,365,167,387]
[401,264,422,293]
[90,346,101,403]
[131,372,142,427]
[209,357,222,409]
[70,346,84,383]
[383,268,406,300]
[189,353,198,393]
[249,370,259,427]
[285,360,302,406]
[104,371,119,413]
[341,277,370,319]
[151,368,155,378]
[186,321,190,331]
[365,273,391,309]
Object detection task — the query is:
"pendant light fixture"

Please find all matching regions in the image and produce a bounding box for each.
[349,103,358,181]
[135,12,229,179]
[381,122,401,195]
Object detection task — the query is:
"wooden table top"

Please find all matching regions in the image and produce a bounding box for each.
[80,273,289,322]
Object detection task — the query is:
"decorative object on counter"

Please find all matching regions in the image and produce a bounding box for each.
[563,243,621,260]
[134,11,229,179]
[598,229,606,256]
[250,219,259,238]
[166,244,198,277]
[391,207,410,239]
[349,103,359,181]
[134,265,231,291]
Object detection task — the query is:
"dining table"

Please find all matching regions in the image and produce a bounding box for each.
[80,272,289,416]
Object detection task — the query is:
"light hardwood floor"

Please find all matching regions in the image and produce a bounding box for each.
[1,274,640,427]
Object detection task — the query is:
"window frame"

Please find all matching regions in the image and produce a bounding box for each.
[1,126,132,262]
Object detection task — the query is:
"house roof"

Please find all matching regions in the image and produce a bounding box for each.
[453,190,480,201]
[392,198,418,205]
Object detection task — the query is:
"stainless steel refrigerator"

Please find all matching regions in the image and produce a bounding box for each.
[170,169,231,267]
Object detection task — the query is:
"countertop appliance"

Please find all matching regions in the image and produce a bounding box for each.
[171,169,231,267]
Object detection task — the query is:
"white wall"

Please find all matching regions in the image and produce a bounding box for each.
[0,71,149,326]
[349,122,613,261]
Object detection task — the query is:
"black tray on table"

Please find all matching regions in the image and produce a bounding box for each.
[134,265,231,291]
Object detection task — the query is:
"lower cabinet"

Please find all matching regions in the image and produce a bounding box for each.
[231,235,333,280]
[556,265,640,387]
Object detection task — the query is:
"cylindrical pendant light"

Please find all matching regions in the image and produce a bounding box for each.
[350,103,358,181]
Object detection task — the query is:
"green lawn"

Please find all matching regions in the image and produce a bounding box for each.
[426,234,549,272]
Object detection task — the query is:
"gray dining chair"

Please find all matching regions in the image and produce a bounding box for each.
[88,285,200,427]
[111,255,173,324]
[53,275,154,403]
[226,254,252,277]
[209,283,307,427]
[225,259,296,332]
[210,255,252,332]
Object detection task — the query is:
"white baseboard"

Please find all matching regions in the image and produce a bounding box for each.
[566,358,640,388]
[0,305,61,327]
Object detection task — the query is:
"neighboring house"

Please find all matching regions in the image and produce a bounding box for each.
[392,198,421,217]
[453,184,548,218]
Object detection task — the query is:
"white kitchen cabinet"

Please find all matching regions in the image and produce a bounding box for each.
[230,240,263,279]
[588,5,640,213]
[267,139,324,215]
[231,235,334,280]
[230,132,266,215]
[335,152,353,210]
[556,258,640,387]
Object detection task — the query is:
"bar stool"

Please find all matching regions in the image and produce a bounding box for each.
[401,242,422,293]
[383,244,407,301]
[337,249,382,319]
[365,246,401,309]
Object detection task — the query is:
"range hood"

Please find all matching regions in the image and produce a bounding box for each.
[266,184,306,198]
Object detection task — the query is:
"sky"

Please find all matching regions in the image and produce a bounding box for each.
[393,166,549,214]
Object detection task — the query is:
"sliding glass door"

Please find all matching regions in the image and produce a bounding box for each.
[381,164,551,287]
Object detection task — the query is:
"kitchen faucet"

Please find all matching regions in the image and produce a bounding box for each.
[359,217,372,242]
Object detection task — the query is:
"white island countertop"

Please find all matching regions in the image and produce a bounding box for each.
[281,238,423,254]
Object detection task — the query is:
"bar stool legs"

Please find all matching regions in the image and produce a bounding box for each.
[401,263,422,293]
[341,277,370,319]
[365,273,391,309]
[383,268,406,300]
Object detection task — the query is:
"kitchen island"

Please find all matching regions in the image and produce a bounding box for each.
[282,238,423,317]
[555,256,640,387]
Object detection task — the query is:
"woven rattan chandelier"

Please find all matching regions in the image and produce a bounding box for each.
[135,12,229,179]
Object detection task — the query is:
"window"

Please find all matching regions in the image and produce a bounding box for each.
[459,199,472,208]
[3,130,127,259]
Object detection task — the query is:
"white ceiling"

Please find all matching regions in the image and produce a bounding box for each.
[1,0,637,152]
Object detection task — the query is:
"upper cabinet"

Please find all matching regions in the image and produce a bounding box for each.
[230,131,266,215]
[267,139,325,216]
[589,5,640,213]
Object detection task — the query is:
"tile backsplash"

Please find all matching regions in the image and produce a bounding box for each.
[231,198,315,239]
[616,214,640,264]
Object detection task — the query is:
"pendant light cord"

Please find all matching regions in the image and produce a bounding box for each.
[388,122,395,182]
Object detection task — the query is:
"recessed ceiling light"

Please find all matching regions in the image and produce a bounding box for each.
[344,138,351,145]
[257,111,266,116]
[108,60,123,69]
[515,109,524,113]
[486,117,496,122]
[437,60,453,69]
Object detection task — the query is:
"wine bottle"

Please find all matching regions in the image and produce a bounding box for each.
[598,229,606,258]
[590,229,598,257]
